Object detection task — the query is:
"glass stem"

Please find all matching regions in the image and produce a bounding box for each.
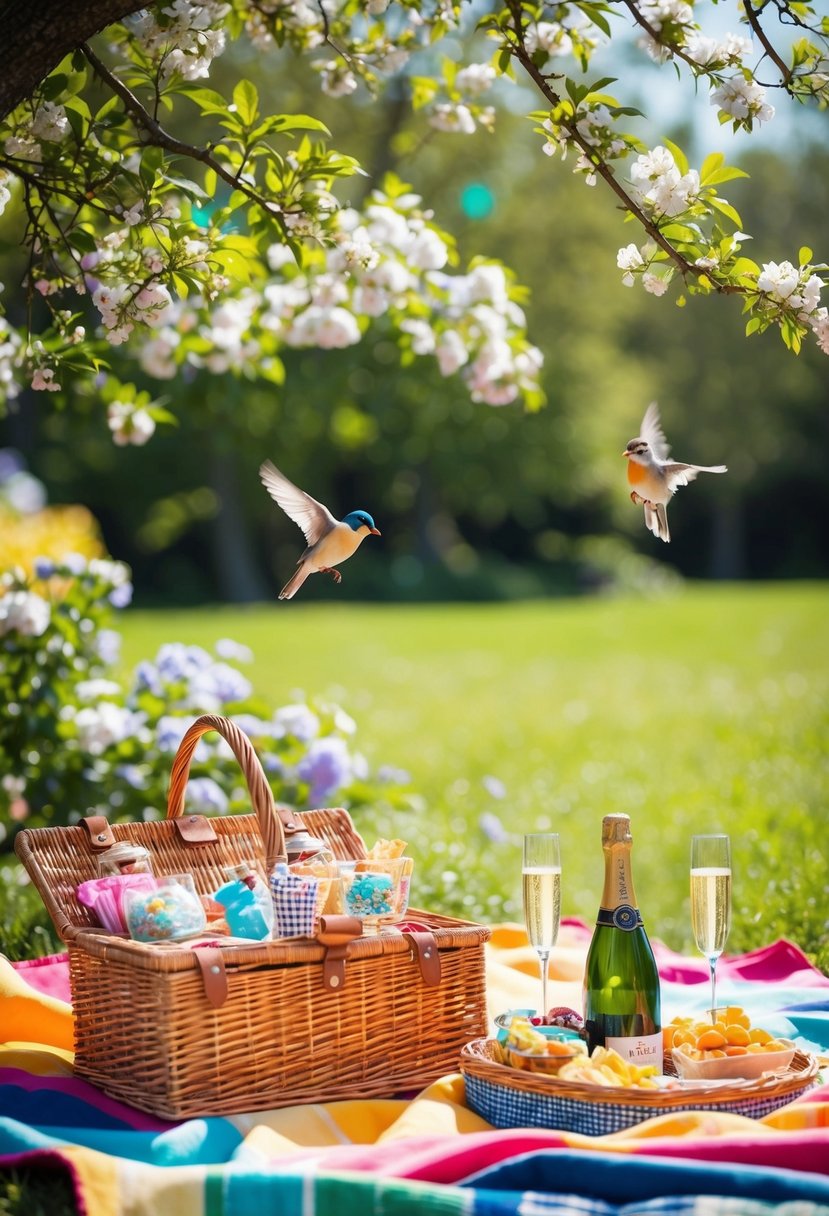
[538,949,550,1018]
[708,956,718,1023]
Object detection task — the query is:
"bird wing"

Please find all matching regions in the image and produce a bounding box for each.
[259,460,337,546]
[662,461,727,493]
[640,402,671,462]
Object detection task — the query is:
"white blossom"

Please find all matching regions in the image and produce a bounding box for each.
[525,22,573,57]
[108,400,156,446]
[435,330,469,376]
[0,591,51,638]
[429,103,476,135]
[712,77,774,126]
[30,102,69,143]
[757,261,801,302]
[321,61,358,98]
[4,134,41,162]
[642,271,670,296]
[31,367,61,392]
[455,63,496,95]
[75,703,139,754]
[0,170,11,216]
[617,243,645,286]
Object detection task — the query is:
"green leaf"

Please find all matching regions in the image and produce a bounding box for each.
[663,138,689,176]
[703,166,750,186]
[709,196,743,228]
[172,273,190,299]
[181,86,228,115]
[233,79,259,126]
[799,246,813,265]
[745,316,761,336]
[700,152,724,184]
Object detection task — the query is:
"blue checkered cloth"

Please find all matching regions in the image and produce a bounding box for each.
[463,1073,810,1136]
[269,863,320,938]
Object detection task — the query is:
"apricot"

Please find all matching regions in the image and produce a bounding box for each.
[696,1029,727,1051]
[724,1045,749,1056]
[724,1024,751,1047]
[749,1027,773,1046]
[724,1006,751,1029]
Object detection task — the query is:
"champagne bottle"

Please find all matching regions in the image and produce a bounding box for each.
[583,814,662,1067]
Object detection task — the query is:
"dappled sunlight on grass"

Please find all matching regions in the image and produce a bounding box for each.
[119,584,829,969]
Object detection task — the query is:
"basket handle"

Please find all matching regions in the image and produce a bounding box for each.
[166,714,286,871]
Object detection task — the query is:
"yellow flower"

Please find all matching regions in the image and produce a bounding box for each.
[0,505,104,578]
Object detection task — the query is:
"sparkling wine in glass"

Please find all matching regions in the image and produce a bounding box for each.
[690,834,732,1022]
[522,833,561,1020]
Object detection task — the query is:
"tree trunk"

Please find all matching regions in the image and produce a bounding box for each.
[209,446,270,603]
[0,0,145,119]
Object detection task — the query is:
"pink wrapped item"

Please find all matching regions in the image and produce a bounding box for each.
[76,874,158,933]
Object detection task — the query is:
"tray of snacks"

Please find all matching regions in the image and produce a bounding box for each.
[461,1008,819,1135]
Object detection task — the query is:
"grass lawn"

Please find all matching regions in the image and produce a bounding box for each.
[117,582,829,970]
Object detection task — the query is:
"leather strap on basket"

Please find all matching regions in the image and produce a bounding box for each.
[165,715,286,872]
[401,925,441,987]
[316,915,362,990]
[195,947,228,1008]
[81,816,117,852]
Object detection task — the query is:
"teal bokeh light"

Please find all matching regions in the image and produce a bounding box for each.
[460,183,495,219]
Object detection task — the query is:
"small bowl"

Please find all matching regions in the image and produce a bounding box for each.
[672,1039,797,1082]
[507,1041,586,1075]
[494,1012,583,1045]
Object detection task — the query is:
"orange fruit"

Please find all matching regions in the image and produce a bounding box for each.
[696,1029,727,1051]
[749,1028,773,1045]
[725,1024,751,1047]
[724,1045,749,1056]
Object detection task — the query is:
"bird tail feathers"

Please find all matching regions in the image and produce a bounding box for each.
[279,563,311,600]
[644,501,670,543]
[697,464,727,474]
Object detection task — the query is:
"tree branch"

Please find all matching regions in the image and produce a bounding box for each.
[501,2,755,297]
[80,44,290,236]
[744,0,794,87]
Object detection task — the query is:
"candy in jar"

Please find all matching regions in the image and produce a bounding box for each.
[98,841,153,877]
[125,874,206,943]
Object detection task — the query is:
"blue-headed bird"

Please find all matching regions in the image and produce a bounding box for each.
[259,460,381,600]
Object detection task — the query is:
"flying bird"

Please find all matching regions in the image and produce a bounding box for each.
[623,403,727,543]
[259,460,381,600]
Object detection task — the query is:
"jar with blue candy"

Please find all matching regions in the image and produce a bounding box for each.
[339,857,412,931]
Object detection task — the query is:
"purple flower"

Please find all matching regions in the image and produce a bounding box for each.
[185,777,229,815]
[116,763,148,789]
[33,557,56,579]
[482,774,506,800]
[262,752,284,775]
[376,764,411,784]
[95,629,121,665]
[156,643,212,682]
[479,811,509,844]
[296,737,351,805]
[133,661,162,696]
[208,663,253,704]
[109,583,133,609]
[0,448,25,482]
[274,703,320,742]
[215,638,253,663]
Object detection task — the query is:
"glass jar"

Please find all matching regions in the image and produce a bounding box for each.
[98,841,154,877]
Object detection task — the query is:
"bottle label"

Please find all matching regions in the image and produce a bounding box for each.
[596,905,643,932]
[605,1031,663,1067]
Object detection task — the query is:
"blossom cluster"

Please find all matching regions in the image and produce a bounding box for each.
[134,183,543,412]
[124,0,231,83]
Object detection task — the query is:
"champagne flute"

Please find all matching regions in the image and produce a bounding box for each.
[690,834,732,1022]
[522,833,561,1020]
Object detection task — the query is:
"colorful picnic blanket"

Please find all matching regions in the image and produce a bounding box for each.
[2,920,828,1216]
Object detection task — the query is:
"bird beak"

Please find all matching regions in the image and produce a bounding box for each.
[369,527,381,536]
[622,450,631,458]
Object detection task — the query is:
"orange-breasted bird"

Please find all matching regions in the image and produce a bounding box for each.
[623,403,727,543]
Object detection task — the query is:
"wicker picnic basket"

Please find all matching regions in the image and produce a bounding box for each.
[460,1038,820,1135]
[15,713,490,1120]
